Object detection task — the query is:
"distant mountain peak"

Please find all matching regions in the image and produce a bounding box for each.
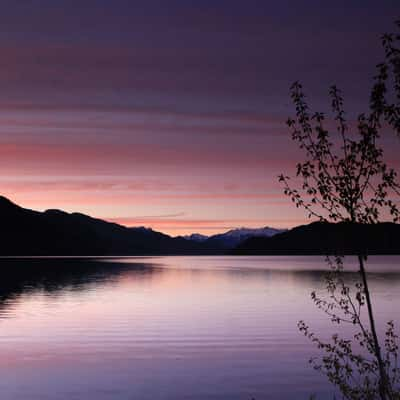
[222,227,285,238]
[183,226,286,250]
[233,221,400,255]
[183,233,209,242]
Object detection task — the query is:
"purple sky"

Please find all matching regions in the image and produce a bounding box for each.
[0,1,398,234]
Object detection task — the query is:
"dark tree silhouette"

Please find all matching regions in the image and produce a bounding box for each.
[279,20,400,400]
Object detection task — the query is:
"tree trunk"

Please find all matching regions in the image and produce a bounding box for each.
[358,254,389,400]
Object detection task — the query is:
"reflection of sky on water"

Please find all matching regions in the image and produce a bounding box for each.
[0,256,398,399]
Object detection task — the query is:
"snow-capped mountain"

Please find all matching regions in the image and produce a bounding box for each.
[219,227,284,239]
[183,227,286,250]
[183,233,209,242]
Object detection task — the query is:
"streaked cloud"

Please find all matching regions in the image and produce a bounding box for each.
[0,1,397,234]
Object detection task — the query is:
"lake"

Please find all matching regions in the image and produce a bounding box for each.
[0,256,399,399]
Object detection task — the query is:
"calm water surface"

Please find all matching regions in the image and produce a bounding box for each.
[0,256,399,400]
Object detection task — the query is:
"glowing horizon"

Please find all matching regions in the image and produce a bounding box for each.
[0,1,397,236]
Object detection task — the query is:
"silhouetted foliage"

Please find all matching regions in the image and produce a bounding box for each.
[299,255,400,399]
[370,20,400,136]
[280,20,400,400]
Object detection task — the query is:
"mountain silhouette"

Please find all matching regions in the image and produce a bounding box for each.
[232,221,400,255]
[183,226,285,251]
[0,196,205,256]
[1,197,399,256]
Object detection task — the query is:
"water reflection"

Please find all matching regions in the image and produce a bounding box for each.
[0,256,398,400]
[0,258,160,318]
[1,256,399,301]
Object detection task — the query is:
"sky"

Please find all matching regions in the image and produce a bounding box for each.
[0,0,399,235]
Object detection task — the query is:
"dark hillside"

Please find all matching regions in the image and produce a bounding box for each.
[233,222,400,255]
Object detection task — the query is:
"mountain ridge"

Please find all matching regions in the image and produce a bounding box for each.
[1,196,399,256]
[0,196,205,256]
[183,226,286,251]
[233,221,400,255]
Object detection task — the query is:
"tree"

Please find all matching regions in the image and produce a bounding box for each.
[279,20,400,400]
